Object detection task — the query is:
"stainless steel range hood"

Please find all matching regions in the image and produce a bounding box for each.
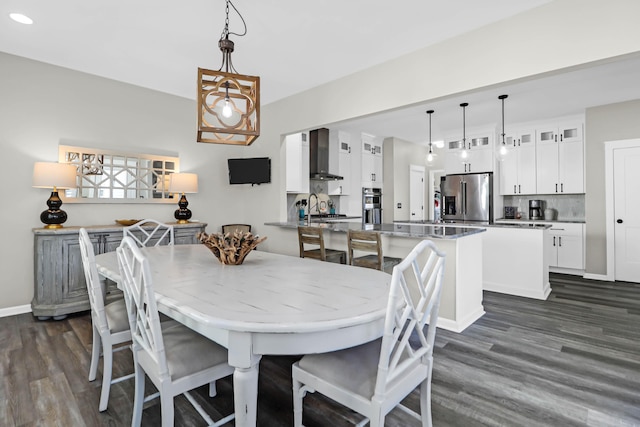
[309,128,343,181]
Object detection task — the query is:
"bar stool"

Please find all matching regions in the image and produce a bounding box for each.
[347,229,401,274]
[298,226,346,264]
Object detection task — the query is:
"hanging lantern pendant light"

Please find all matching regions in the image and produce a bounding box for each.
[498,94,510,160]
[197,0,260,145]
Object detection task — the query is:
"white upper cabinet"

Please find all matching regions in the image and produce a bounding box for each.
[285,132,309,193]
[444,129,494,174]
[536,119,584,194]
[499,127,536,195]
[361,133,383,187]
[328,131,352,196]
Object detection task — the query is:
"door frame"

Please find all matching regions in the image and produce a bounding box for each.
[603,138,640,281]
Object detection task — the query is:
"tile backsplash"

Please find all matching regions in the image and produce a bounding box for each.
[503,194,585,221]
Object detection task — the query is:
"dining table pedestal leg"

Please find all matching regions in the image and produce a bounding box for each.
[233,362,261,426]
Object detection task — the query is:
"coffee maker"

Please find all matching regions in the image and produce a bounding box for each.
[529,200,543,220]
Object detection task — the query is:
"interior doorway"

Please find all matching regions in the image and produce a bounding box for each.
[428,169,446,221]
[605,138,640,283]
[409,165,425,221]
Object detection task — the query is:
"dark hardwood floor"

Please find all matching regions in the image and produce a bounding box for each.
[1,273,639,426]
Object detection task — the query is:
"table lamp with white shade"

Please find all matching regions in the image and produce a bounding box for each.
[32,162,77,228]
[169,173,198,223]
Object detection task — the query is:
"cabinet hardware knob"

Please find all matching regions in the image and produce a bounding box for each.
[617,219,623,224]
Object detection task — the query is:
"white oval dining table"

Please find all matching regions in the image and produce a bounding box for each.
[95,244,392,426]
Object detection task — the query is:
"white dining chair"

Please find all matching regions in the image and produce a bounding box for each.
[123,219,174,247]
[292,239,446,427]
[116,236,235,427]
[79,227,133,412]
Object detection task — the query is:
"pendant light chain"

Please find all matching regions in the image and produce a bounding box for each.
[218,0,248,74]
[220,1,230,40]
[220,0,247,40]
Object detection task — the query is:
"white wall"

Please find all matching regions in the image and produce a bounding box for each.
[585,99,640,275]
[3,0,640,310]
[382,137,430,222]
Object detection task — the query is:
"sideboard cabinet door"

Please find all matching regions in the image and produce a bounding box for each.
[32,222,207,319]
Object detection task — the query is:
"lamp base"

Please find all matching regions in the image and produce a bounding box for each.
[174,194,192,224]
[40,191,68,228]
[43,223,65,229]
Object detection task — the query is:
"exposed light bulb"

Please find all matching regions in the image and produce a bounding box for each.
[460,148,469,159]
[427,152,434,163]
[222,97,233,118]
[499,144,509,158]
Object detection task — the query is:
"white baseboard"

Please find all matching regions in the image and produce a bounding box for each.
[484,280,551,300]
[437,307,485,333]
[0,304,32,318]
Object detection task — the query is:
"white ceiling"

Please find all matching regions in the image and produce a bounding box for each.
[3,0,640,146]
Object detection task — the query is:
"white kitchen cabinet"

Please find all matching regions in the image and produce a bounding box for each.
[444,131,494,174]
[285,132,309,193]
[546,222,584,270]
[536,120,584,194]
[361,133,383,187]
[499,128,536,195]
[328,131,351,195]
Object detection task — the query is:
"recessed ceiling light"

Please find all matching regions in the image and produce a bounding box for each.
[10,13,33,25]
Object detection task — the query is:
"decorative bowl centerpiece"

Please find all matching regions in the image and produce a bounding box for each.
[198,230,267,265]
[116,219,142,226]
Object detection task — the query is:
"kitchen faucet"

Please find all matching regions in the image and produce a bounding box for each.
[307,193,318,226]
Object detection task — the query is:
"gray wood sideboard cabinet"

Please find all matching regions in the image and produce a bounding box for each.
[32,222,207,320]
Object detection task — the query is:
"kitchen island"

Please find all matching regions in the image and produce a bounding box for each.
[264,220,486,332]
[397,221,552,300]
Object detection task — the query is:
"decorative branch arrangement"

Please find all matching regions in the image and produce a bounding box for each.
[198,230,266,265]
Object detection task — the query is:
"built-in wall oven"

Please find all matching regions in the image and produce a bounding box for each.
[362,187,382,224]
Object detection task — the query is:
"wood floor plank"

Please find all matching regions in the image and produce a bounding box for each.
[2,273,640,426]
[30,372,87,427]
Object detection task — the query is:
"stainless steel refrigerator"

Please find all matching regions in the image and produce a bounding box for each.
[440,172,493,223]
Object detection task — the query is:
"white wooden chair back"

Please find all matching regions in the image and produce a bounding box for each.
[123,219,174,247]
[117,236,170,379]
[80,227,133,412]
[79,228,109,335]
[374,239,446,399]
[116,236,235,426]
[297,226,326,259]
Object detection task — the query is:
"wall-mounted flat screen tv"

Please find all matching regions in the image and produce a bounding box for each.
[228,157,271,185]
